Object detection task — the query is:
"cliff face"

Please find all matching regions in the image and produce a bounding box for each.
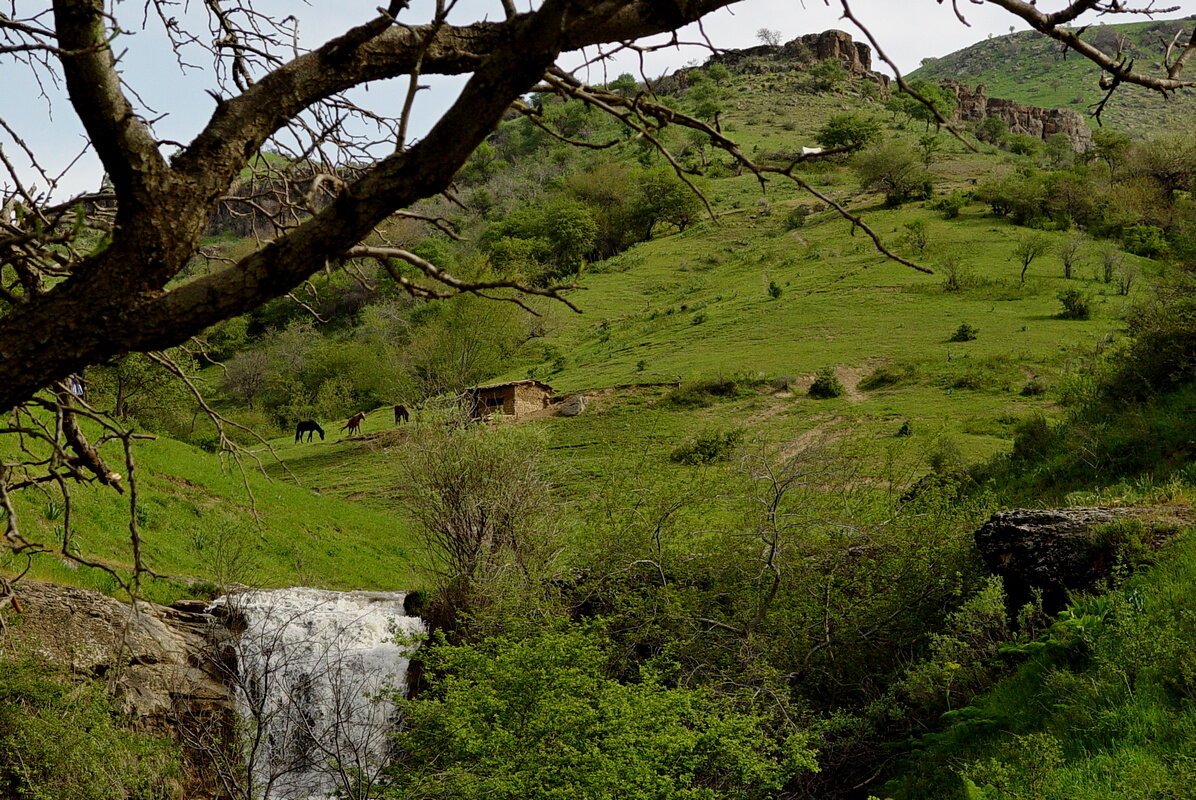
[713,30,877,77]
[949,82,1093,150]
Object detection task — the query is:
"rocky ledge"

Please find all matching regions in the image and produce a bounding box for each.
[975,506,1191,615]
[949,82,1094,150]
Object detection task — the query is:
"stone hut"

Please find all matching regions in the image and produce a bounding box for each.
[466,379,555,420]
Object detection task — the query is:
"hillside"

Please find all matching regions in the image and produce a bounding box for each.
[4,26,1196,800]
[0,433,426,603]
[911,17,1196,136]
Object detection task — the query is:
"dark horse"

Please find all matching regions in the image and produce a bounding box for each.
[295,420,325,443]
[394,404,409,425]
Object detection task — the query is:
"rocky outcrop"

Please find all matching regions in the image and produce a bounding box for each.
[974,507,1188,615]
[712,30,875,77]
[656,29,887,93]
[949,82,1093,151]
[5,581,235,797]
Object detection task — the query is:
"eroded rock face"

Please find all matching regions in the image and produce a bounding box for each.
[657,29,887,93]
[6,581,235,798]
[974,507,1186,615]
[949,82,1093,150]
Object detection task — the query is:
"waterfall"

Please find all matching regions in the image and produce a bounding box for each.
[210,588,426,800]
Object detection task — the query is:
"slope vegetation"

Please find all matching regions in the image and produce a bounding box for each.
[912,17,1196,136]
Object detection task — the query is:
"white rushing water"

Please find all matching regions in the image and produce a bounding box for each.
[210,588,426,800]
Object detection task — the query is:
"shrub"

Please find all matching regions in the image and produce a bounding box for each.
[900,219,930,254]
[663,375,763,408]
[768,280,783,300]
[670,428,745,464]
[852,141,935,207]
[929,191,969,219]
[808,367,845,399]
[784,205,811,230]
[1021,377,1048,396]
[950,322,978,342]
[1057,288,1092,320]
[860,361,920,391]
[815,112,882,150]
[896,420,913,437]
[0,658,181,800]
[1011,414,1054,460]
[1100,246,1123,283]
[1122,224,1168,258]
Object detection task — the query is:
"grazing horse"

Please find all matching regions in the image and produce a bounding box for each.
[342,411,367,435]
[394,404,409,425]
[295,420,325,443]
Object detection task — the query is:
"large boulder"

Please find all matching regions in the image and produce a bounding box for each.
[558,394,589,417]
[974,507,1187,614]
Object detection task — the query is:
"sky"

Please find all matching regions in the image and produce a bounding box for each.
[3,0,1193,198]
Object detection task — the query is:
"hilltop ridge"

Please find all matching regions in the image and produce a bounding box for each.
[911,17,1196,135]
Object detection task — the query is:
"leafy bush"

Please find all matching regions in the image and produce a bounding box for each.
[663,375,763,409]
[928,191,969,219]
[388,628,816,799]
[783,205,811,230]
[860,361,921,391]
[900,219,930,254]
[852,141,935,207]
[1057,288,1092,320]
[1122,224,1168,258]
[949,322,978,342]
[815,112,882,150]
[807,367,845,399]
[670,428,745,465]
[1020,377,1048,397]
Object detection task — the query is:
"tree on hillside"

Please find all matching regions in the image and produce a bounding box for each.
[757,28,783,47]
[852,141,935,207]
[1014,232,1052,283]
[1,0,1194,585]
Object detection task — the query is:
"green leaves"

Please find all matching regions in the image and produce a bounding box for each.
[387,628,815,800]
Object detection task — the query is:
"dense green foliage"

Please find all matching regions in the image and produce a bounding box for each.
[386,628,816,800]
[884,528,1196,799]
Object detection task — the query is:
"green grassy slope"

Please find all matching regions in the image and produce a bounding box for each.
[0,434,426,603]
[911,17,1196,136]
[263,78,1155,515]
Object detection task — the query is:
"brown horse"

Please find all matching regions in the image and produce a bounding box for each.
[394,404,409,425]
[341,411,367,435]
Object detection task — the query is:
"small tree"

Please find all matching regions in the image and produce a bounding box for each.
[1100,246,1123,283]
[1057,289,1091,319]
[901,219,931,254]
[816,113,882,150]
[808,367,845,398]
[1013,233,1052,283]
[757,27,783,47]
[852,141,935,206]
[917,133,944,166]
[1058,233,1086,280]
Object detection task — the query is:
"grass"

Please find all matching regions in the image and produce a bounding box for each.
[883,526,1196,799]
[2,66,1162,600]
[0,433,426,604]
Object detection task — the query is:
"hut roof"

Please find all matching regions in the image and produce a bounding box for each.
[469,379,555,393]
